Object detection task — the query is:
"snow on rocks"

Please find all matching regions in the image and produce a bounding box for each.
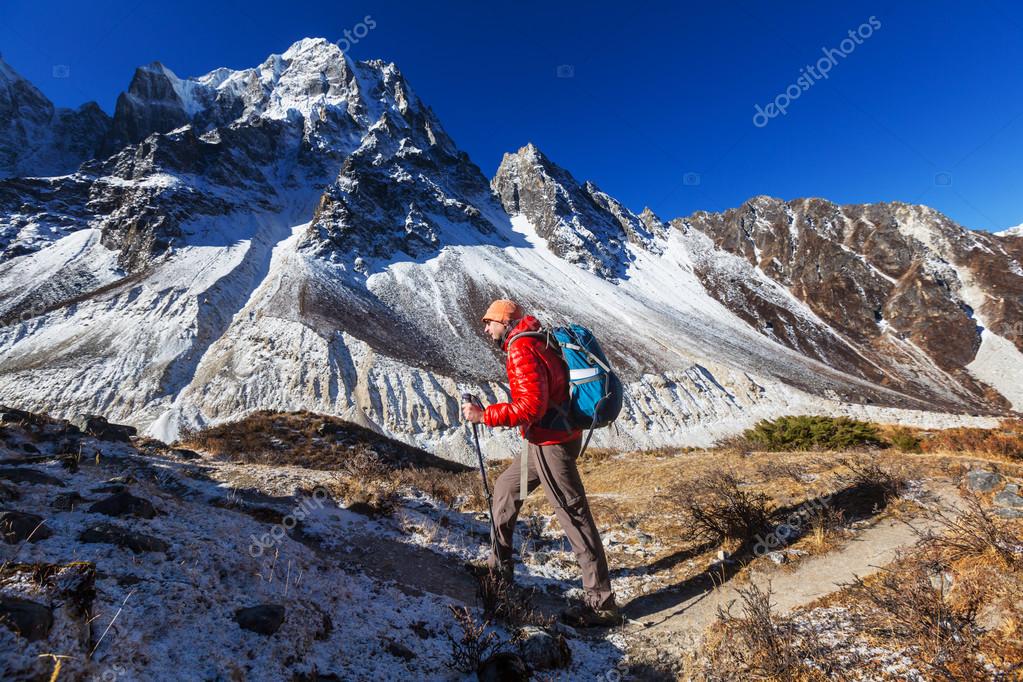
[0,415,625,680]
[0,37,1018,468]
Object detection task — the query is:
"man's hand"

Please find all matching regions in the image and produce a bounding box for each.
[461,401,484,424]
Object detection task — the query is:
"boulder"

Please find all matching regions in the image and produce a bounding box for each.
[79,522,169,553]
[965,470,1002,492]
[0,510,52,543]
[235,603,285,635]
[88,492,157,519]
[0,596,53,640]
[0,406,33,425]
[90,483,129,495]
[0,467,65,487]
[171,448,200,460]
[384,639,416,661]
[0,481,20,502]
[52,492,87,512]
[517,625,572,670]
[993,484,1023,509]
[72,414,137,442]
[477,652,529,681]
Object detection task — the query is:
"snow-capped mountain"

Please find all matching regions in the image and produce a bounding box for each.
[684,197,1023,412]
[0,56,110,179]
[997,223,1023,238]
[0,38,1019,461]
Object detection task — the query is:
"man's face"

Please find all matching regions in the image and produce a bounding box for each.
[483,318,507,344]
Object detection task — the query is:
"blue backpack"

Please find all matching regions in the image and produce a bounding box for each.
[511,324,623,453]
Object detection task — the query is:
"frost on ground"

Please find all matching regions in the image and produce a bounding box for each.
[0,412,625,681]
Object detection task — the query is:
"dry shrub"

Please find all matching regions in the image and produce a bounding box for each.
[177,410,468,472]
[447,605,503,673]
[844,561,986,681]
[338,446,388,479]
[396,467,462,509]
[839,458,907,506]
[327,474,396,517]
[757,460,810,485]
[578,447,615,464]
[806,505,846,554]
[916,493,1023,570]
[702,583,828,681]
[473,568,552,628]
[920,420,1023,459]
[714,432,759,456]
[661,471,773,545]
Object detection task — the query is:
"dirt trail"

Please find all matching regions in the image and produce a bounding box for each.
[627,516,932,642]
[167,453,969,655]
[623,484,964,654]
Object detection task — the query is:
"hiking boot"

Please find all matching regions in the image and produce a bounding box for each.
[560,601,623,628]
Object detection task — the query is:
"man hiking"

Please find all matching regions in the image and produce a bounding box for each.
[461,299,620,627]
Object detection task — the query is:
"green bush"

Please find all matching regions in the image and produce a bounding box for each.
[887,427,922,453]
[743,415,885,451]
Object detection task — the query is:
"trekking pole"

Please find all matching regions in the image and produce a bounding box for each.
[462,392,497,555]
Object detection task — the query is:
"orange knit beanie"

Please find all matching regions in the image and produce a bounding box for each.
[482,299,524,324]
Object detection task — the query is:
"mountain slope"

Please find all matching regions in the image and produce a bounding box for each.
[0,57,111,179]
[0,38,1016,462]
[684,197,1023,410]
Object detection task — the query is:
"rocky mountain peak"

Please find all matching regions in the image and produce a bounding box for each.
[492,143,660,280]
[0,57,110,178]
[1,40,1021,454]
[0,54,28,83]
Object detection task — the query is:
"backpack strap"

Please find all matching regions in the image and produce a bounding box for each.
[507,330,574,500]
[507,331,573,430]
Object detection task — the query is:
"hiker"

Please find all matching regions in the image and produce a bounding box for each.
[461,299,620,627]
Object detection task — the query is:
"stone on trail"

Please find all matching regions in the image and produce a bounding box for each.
[79,522,169,554]
[965,470,1002,492]
[88,491,158,518]
[72,414,137,443]
[477,652,529,681]
[0,596,53,641]
[993,484,1023,509]
[0,467,65,487]
[0,510,52,543]
[235,603,286,635]
[517,625,572,670]
[52,492,87,511]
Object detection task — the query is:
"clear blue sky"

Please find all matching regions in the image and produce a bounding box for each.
[2,1,1022,231]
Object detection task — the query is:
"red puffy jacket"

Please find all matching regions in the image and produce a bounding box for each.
[483,315,581,445]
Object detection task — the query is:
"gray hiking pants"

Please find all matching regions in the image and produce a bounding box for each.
[488,437,615,610]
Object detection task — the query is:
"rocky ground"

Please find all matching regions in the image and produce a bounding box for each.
[2,407,1022,680]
